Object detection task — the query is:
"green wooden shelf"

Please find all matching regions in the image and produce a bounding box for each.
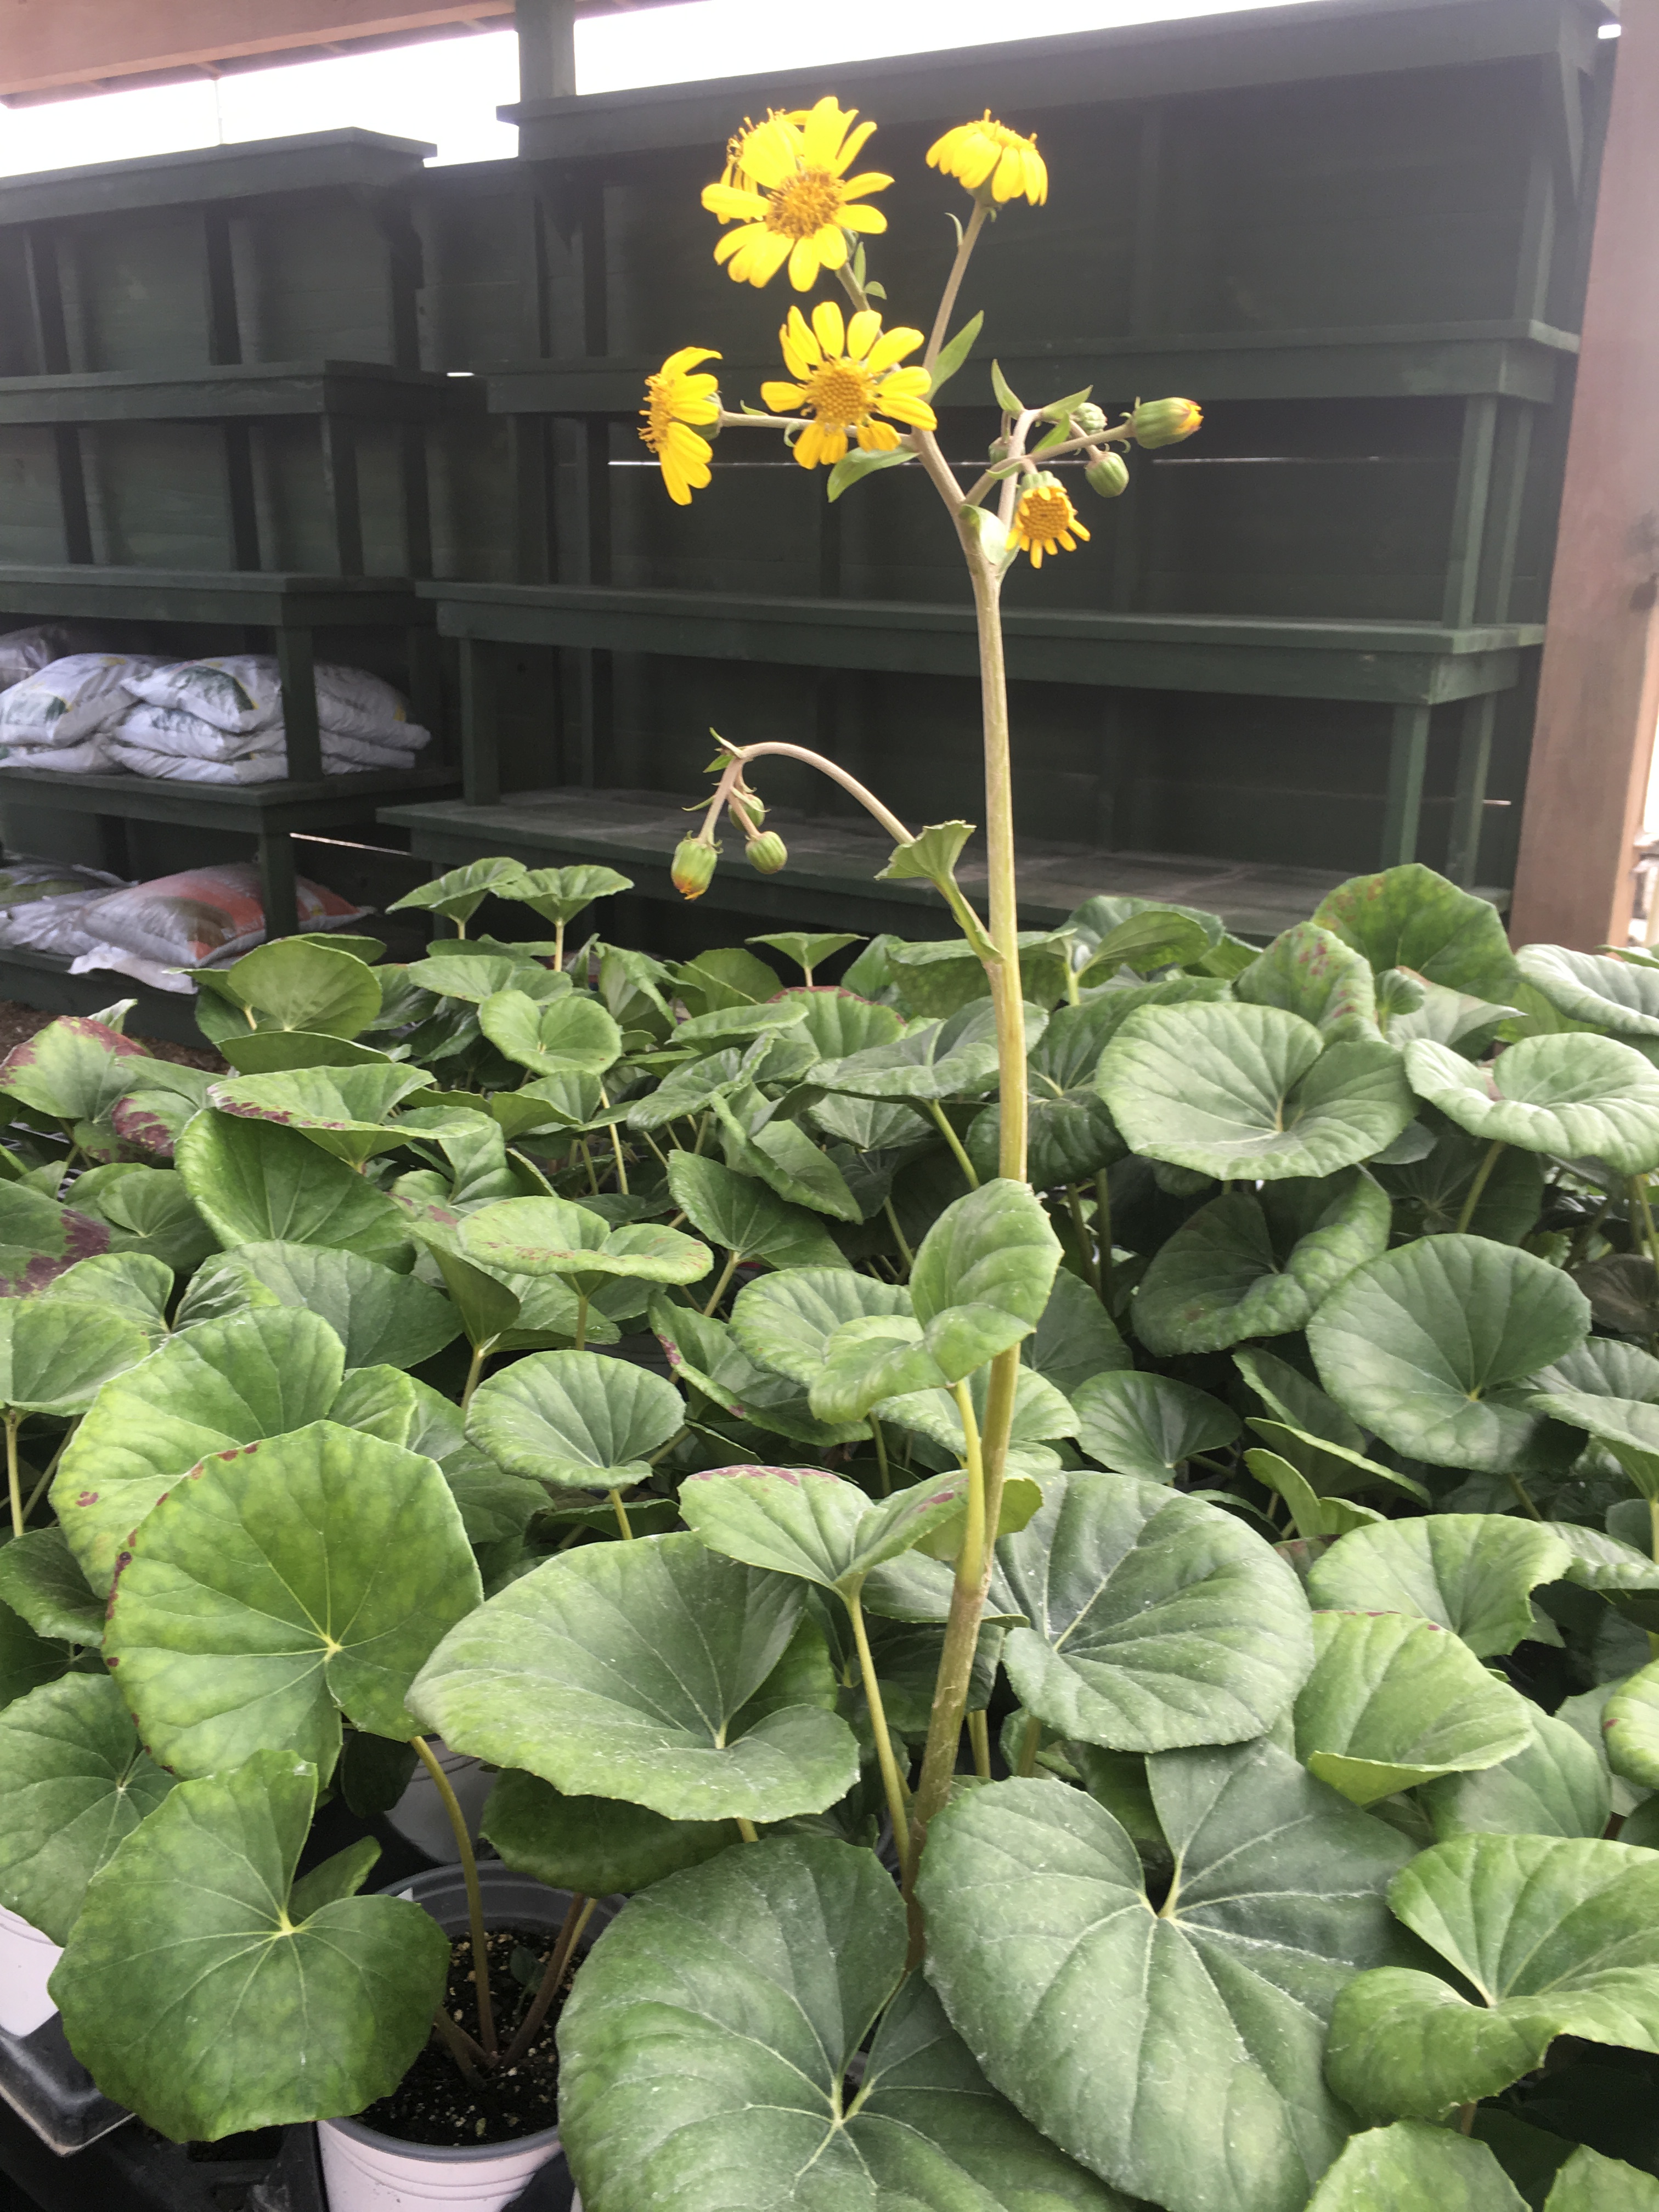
[0,565,424,630]
[0,129,434,228]
[0,945,204,1047]
[420,582,1542,704]
[483,320,1579,414]
[380,785,1506,943]
[0,362,478,428]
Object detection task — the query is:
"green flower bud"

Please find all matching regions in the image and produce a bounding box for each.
[747,831,788,875]
[1130,397,1203,450]
[1085,450,1130,499]
[671,836,719,900]
[1065,402,1108,437]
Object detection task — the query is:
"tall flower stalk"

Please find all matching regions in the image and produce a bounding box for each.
[650,96,1201,1886]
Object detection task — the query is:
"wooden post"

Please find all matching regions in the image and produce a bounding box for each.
[516,0,577,100]
[1510,5,1659,950]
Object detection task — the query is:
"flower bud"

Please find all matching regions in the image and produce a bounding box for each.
[747,831,788,875]
[733,793,766,832]
[672,836,719,899]
[1085,450,1130,499]
[1062,402,1108,437]
[1130,397,1203,450]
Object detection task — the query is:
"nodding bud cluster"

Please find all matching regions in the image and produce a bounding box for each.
[1084,449,1131,499]
[672,835,719,899]
[1063,402,1108,438]
[1130,397,1203,450]
[746,830,789,874]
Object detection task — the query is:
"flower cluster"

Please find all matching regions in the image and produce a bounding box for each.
[762,302,935,469]
[701,97,888,291]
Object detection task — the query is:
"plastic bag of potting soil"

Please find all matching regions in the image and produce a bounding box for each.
[121,655,283,735]
[82,862,370,966]
[0,624,104,692]
[0,655,168,748]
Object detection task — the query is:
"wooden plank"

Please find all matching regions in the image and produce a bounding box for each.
[483,327,1579,416]
[418,582,1543,704]
[1446,692,1498,886]
[0,362,472,426]
[1442,396,1499,627]
[0,763,457,833]
[222,421,262,569]
[202,208,242,368]
[320,415,364,577]
[0,947,204,1048]
[510,0,1602,161]
[0,132,435,228]
[458,636,500,806]
[1381,703,1432,863]
[1511,0,1659,950]
[0,564,425,627]
[274,626,324,782]
[257,830,301,941]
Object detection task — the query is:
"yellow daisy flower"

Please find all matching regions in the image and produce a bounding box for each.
[701,96,891,291]
[1010,475,1090,567]
[760,301,936,471]
[927,112,1048,206]
[639,346,721,505]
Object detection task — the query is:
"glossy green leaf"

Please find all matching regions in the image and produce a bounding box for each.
[40,1251,172,1341]
[0,1296,150,1412]
[207,1064,438,1167]
[176,1109,411,1267]
[1325,1832,1659,2121]
[1421,1712,1612,1842]
[187,1240,458,1370]
[1307,1516,1572,1658]
[651,1299,867,1450]
[679,1464,967,1595]
[0,1015,155,1122]
[1604,1660,1659,1790]
[389,856,529,927]
[729,1268,911,1383]
[917,1740,1414,2212]
[663,1153,847,1271]
[1312,866,1522,1001]
[479,989,623,1077]
[1307,1235,1589,1471]
[483,1768,734,1896]
[0,1183,111,1296]
[1406,1034,1659,1175]
[1073,1370,1239,1481]
[466,1349,683,1490]
[997,1470,1313,1750]
[560,1834,1126,2212]
[1024,1267,1132,1395]
[713,1091,861,1221]
[209,937,383,1039]
[1097,1001,1413,1180]
[880,1361,1076,1458]
[810,999,1010,1102]
[1526,1388,1659,1500]
[0,1672,173,1943]
[462,1194,711,1292]
[411,1534,859,1822]
[1517,944,1659,1037]
[0,1601,71,1709]
[52,1306,347,1589]
[504,862,633,927]
[50,1751,448,2140]
[1293,1611,1533,1804]
[0,1527,104,1643]
[1133,1170,1390,1356]
[104,1419,481,1779]
[1545,2145,1659,2210]
[1306,2124,1525,2211]
[405,953,569,1005]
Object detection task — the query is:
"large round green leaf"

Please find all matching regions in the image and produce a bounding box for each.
[1306,1516,1572,1658]
[483,1769,735,1897]
[878,1363,1075,1460]
[186,1239,459,1370]
[1293,1611,1533,1804]
[0,1601,71,1711]
[1311,865,1522,1001]
[1133,1171,1389,1356]
[1305,2124,1526,2211]
[810,999,1009,1101]
[1547,2146,1659,2211]
[461,1195,711,1290]
[729,1269,912,1383]
[559,1834,1126,2212]
[390,856,532,927]
[917,1740,1414,2212]
[1097,1002,1413,1180]
[1420,1712,1611,1842]
[176,1109,411,1267]
[665,1153,847,1270]
[50,1751,447,2140]
[1405,1034,1659,1175]
[410,1534,859,1822]
[0,1014,155,1122]
[104,1419,482,1779]
[52,1306,348,1589]
[466,1350,684,1491]
[1517,945,1659,1037]
[0,1296,150,1413]
[206,936,383,1039]
[1604,1659,1659,1790]
[651,1299,867,1451]
[1234,922,1380,1042]
[40,1251,173,1342]
[479,989,623,1077]
[713,1091,861,1222]
[996,1471,1313,1751]
[1024,1267,1131,1396]
[1306,1235,1589,1471]
[207,1064,439,1166]
[1072,1371,1240,1481]
[0,1672,173,1943]
[1325,1833,1659,2121]
[679,1465,967,1597]
[0,1182,110,1297]
[0,1527,105,1644]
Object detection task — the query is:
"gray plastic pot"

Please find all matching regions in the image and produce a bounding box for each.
[317,1864,595,2212]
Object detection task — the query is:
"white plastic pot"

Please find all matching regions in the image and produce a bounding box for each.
[383,1741,492,1864]
[0,1902,62,2038]
[318,1865,591,2212]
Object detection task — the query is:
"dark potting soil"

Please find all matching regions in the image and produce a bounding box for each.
[354,1925,569,2149]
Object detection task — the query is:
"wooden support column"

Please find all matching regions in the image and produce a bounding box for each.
[321,415,364,577]
[516,0,577,100]
[1510,2,1659,949]
[459,637,500,805]
[1381,704,1431,867]
[275,625,323,782]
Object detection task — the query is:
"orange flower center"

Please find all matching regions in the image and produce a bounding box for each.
[764,169,845,239]
[1019,488,1074,539]
[640,376,679,452]
[802,359,878,427]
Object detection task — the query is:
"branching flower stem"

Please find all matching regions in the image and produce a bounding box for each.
[411,1734,496,2058]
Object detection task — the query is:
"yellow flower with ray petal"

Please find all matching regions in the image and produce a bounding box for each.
[639,346,721,505]
[702,96,890,291]
[1009,473,1090,568]
[927,112,1048,207]
[761,301,936,471]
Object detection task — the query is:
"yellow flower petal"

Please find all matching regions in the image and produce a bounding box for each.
[840,202,887,235]
[831,118,878,175]
[733,230,793,285]
[878,394,936,430]
[735,116,802,189]
[847,308,882,360]
[800,96,853,170]
[785,305,821,366]
[838,171,893,202]
[811,298,846,357]
[857,420,902,452]
[867,333,924,374]
[659,345,721,376]
[701,184,767,222]
[760,381,805,412]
